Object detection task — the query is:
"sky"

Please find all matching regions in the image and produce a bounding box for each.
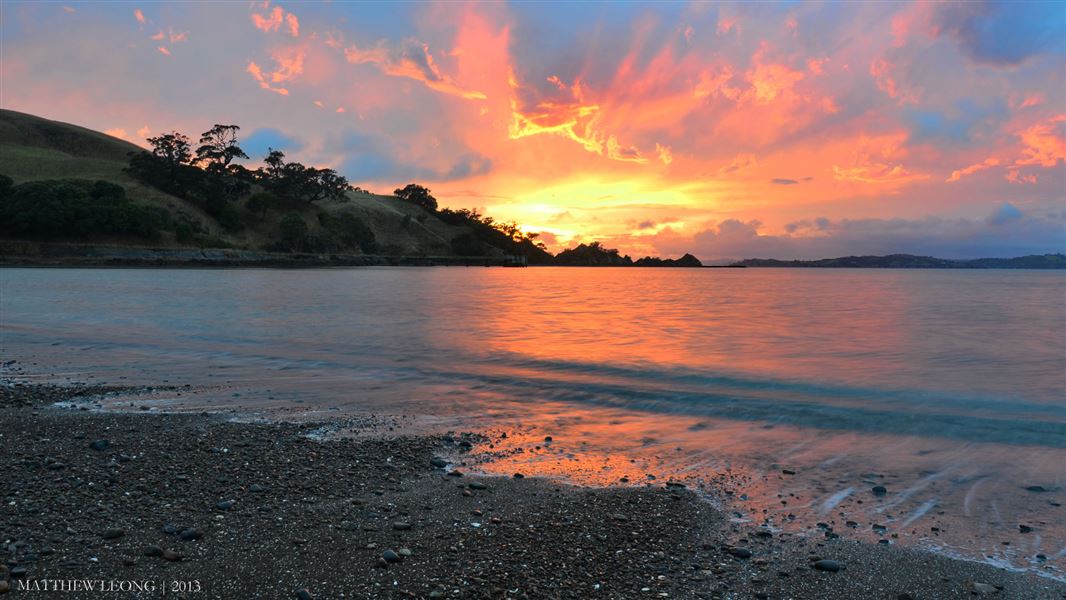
[2,1,1064,260]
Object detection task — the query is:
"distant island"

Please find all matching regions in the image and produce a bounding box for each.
[0,109,702,268]
[733,254,1066,269]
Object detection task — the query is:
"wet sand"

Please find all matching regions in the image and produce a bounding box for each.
[1,382,1064,599]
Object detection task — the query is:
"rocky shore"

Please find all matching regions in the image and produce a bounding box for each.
[1,383,1064,599]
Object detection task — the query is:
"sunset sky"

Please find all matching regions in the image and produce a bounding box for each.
[2,1,1064,260]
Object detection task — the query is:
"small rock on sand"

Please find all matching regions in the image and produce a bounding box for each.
[813,559,841,572]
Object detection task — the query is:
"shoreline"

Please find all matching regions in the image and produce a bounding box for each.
[1,382,1064,599]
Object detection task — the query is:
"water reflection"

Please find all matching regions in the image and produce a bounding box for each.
[1,266,1064,577]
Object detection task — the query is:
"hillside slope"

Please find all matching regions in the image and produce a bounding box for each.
[0,109,479,256]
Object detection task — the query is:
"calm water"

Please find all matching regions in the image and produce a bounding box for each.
[2,267,1064,577]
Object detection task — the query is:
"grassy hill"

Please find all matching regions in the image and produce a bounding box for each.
[0,109,492,257]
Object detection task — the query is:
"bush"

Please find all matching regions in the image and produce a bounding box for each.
[278,212,307,250]
[245,192,277,217]
[0,178,162,239]
[451,233,483,256]
[318,211,377,254]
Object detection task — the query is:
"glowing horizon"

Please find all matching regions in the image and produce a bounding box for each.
[2,1,1064,260]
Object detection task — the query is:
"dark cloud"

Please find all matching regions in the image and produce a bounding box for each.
[933,2,1066,66]
[772,178,799,185]
[637,220,656,230]
[656,205,1065,261]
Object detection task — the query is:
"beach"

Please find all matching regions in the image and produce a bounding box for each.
[1,381,1063,599]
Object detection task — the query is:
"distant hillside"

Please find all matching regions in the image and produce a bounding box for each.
[733,254,1066,269]
[554,242,703,267]
[0,109,539,260]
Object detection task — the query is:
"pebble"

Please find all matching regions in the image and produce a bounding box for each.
[179,528,203,541]
[1025,485,1047,492]
[969,582,999,595]
[216,500,235,511]
[813,559,841,572]
[430,457,447,468]
[162,523,178,535]
[295,589,314,600]
[249,484,265,493]
[513,473,524,479]
[89,439,110,451]
[382,549,402,563]
[398,548,412,557]
[144,546,163,557]
[1019,525,1032,533]
[469,482,488,490]
[162,549,182,562]
[871,485,887,496]
[102,528,124,540]
[393,522,412,531]
[0,581,8,594]
[730,548,753,559]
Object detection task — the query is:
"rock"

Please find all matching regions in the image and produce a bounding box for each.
[179,528,203,541]
[754,529,773,538]
[392,522,412,531]
[382,549,402,563]
[430,457,447,468]
[398,548,412,557]
[782,469,796,475]
[469,481,488,490]
[102,528,124,540]
[1019,525,1032,533]
[447,471,463,477]
[295,589,314,600]
[871,485,887,496]
[730,548,753,559]
[513,473,524,479]
[216,500,235,511]
[143,546,163,557]
[162,549,182,562]
[0,580,9,594]
[969,582,999,595]
[9,566,26,578]
[161,523,178,535]
[249,484,265,493]
[89,439,110,451]
[544,436,553,442]
[813,560,841,572]
[1025,485,1047,492]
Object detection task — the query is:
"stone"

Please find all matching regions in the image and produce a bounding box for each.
[89,439,110,451]
[813,560,840,572]
[162,549,182,562]
[295,589,314,600]
[730,548,753,559]
[216,500,235,511]
[179,528,203,541]
[143,546,163,557]
[393,522,412,531]
[871,485,887,496]
[430,457,447,468]
[382,549,402,563]
[969,582,999,595]
[469,481,488,490]
[102,528,124,540]
[161,523,178,535]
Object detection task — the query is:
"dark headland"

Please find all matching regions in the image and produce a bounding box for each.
[2,379,1064,599]
[733,254,1066,269]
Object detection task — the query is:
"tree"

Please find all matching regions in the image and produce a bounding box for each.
[195,124,248,170]
[278,212,307,250]
[146,132,192,184]
[393,184,437,211]
[257,150,351,205]
[245,192,277,217]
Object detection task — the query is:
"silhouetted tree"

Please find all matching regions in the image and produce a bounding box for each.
[195,124,248,171]
[257,149,350,205]
[146,132,192,184]
[394,184,437,211]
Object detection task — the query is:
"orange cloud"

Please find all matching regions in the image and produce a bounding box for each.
[1015,115,1066,167]
[946,158,1000,182]
[246,61,289,95]
[656,143,673,165]
[870,58,918,104]
[343,39,486,100]
[1005,169,1038,185]
[136,125,151,138]
[104,128,127,139]
[252,5,299,37]
[134,9,145,25]
[157,46,171,57]
[252,7,283,33]
[833,163,926,185]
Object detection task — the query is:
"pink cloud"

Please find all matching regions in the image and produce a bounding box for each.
[134,9,145,25]
[104,127,127,139]
[946,158,1000,182]
[1015,115,1066,167]
[157,46,171,57]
